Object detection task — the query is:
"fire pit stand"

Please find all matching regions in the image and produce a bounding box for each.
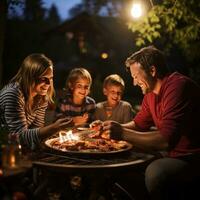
[32,149,155,200]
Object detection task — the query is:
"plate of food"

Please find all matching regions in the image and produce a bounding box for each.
[44,128,132,155]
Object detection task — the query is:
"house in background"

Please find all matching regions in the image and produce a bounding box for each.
[45,13,134,80]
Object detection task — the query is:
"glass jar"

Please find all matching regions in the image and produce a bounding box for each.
[1,128,22,169]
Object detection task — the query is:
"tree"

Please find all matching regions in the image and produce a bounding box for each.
[0,0,7,87]
[23,0,45,21]
[0,0,24,87]
[46,4,61,28]
[2,0,48,84]
[69,0,132,18]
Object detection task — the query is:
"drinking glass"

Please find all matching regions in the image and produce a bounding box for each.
[1,144,22,169]
[105,106,113,118]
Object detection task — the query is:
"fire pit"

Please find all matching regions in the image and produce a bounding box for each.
[32,128,156,199]
[44,129,133,156]
[32,143,155,199]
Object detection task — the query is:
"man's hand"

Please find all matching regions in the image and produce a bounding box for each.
[102,120,123,140]
[89,120,103,131]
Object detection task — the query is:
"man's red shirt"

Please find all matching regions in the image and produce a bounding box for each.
[134,72,200,157]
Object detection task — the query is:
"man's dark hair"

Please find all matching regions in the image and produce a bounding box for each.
[125,46,169,78]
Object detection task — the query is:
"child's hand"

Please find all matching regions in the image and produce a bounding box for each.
[73,113,89,125]
[83,113,89,119]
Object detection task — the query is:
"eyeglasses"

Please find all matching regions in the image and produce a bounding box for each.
[36,77,53,85]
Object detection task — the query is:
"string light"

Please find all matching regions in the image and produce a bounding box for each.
[131,3,143,18]
[101,52,108,59]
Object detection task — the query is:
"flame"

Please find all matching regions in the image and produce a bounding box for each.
[59,130,79,143]
[10,154,16,167]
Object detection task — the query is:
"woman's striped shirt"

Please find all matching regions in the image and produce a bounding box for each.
[0,82,48,149]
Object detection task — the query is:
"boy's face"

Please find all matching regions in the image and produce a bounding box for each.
[103,85,123,107]
[72,78,90,101]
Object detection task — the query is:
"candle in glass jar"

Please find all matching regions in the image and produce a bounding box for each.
[9,154,16,167]
[9,145,16,168]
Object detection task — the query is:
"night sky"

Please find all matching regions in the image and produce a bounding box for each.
[43,0,82,20]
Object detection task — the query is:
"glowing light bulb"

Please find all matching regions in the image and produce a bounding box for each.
[101,53,108,59]
[131,3,143,18]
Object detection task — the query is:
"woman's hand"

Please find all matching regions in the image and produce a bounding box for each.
[39,117,74,140]
[52,117,73,131]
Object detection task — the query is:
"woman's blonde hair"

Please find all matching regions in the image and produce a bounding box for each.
[10,53,55,112]
[65,68,92,92]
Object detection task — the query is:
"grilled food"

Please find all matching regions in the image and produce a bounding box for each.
[47,128,130,153]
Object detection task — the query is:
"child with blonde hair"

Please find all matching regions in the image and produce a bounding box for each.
[56,68,96,126]
[94,74,134,123]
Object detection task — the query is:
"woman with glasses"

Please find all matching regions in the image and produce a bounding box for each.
[0,53,72,149]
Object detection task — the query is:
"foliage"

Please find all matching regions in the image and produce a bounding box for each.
[127,0,200,60]
[7,0,24,17]
[23,0,45,21]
